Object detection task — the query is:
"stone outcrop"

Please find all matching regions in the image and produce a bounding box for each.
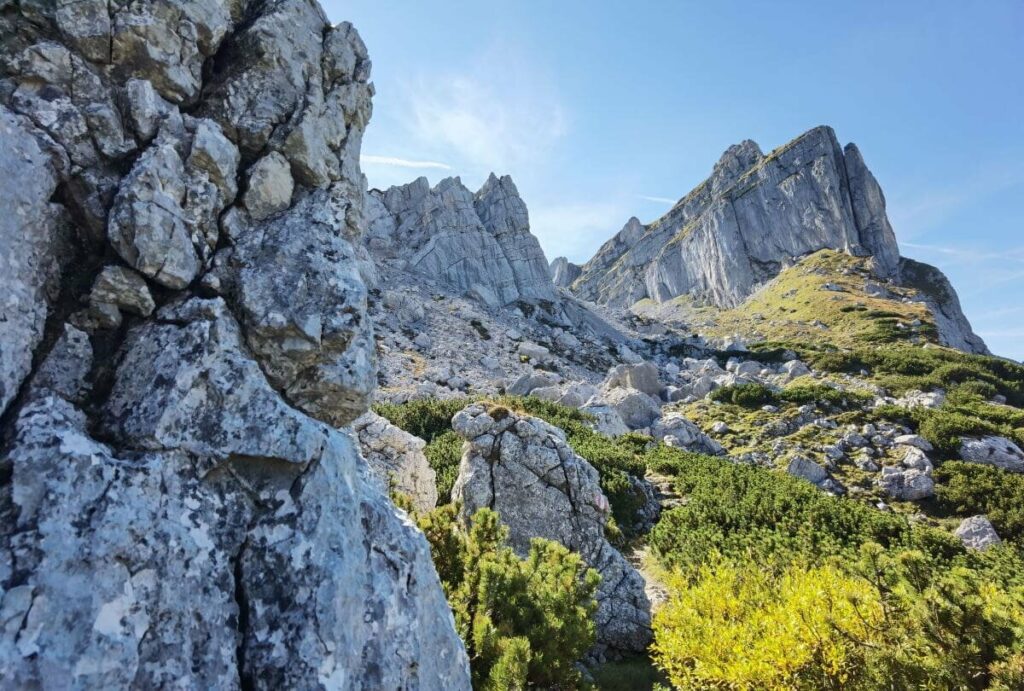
[0,107,71,415]
[354,412,439,512]
[450,404,652,653]
[899,258,989,354]
[954,516,1002,551]
[959,436,1024,473]
[0,3,471,688]
[365,174,557,307]
[550,256,582,288]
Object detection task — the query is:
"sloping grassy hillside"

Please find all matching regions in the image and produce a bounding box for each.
[635,250,938,349]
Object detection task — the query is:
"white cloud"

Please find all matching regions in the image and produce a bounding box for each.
[362,155,451,170]
[395,44,568,177]
[638,195,677,205]
[888,166,1024,239]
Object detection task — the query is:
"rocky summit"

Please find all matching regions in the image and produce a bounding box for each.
[568,126,986,355]
[2,2,1022,689]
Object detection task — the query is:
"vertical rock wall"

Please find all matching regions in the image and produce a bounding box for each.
[0,1,470,688]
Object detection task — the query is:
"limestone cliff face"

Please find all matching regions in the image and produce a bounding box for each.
[572,127,902,308]
[0,1,470,687]
[550,256,583,288]
[365,174,558,307]
[899,258,990,354]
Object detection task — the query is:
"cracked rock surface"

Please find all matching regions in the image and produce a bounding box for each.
[0,1,470,688]
[450,404,653,653]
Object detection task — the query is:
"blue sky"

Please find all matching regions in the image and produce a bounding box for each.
[323,0,1024,360]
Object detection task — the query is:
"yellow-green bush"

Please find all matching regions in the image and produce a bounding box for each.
[652,558,883,689]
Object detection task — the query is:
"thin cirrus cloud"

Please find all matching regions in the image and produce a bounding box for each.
[395,45,568,179]
[638,195,677,205]
[361,155,451,170]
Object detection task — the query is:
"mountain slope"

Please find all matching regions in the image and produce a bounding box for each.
[569,126,987,354]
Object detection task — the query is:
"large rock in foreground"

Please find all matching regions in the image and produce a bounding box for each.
[1,298,470,689]
[0,1,472,687]
[450,404,653,653]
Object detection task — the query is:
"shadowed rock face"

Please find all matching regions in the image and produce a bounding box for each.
[365,174,558,307]
[550,256,583,288]
[572,126,902,309]
[0,1,470,687]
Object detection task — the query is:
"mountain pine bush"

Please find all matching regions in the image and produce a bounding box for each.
[417,506,599,689]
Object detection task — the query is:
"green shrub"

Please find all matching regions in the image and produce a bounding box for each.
[918,409,1002,456]
[646,447,1024,689]
[778,382,871,408]
[418,506,599,689]
[644,445,961,571]
[374,398,469,442]
[424,430,464,504]
[935,462,1024,542]
[709,383,777,409]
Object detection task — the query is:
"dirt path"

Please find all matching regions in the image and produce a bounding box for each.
[627,471,684,607]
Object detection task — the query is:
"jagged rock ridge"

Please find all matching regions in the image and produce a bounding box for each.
[551,256,583,288]
[0,1,470,687]
[572,127,900,308]
[365,174,557,307]
[569,126,987,353]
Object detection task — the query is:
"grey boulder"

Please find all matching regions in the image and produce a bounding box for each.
[959,436,1024,473]
[450,404,652,653]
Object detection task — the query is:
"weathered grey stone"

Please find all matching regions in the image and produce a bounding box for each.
[354,411,439,512]
[604,361,662,397]
[243,152,294,220]
[187,118,240,202]
[900,258,989,355]
[451,404,652,652]
[550,256,582,288]
[786,455,830,486]
[894,434,933,451]
[215,190,377,427]
[26,324,92,405]
[651,413,724,455]
[877,466,935,501]
[55,0,113,63]
[107,129,219,288]
[781,359,812,380]
[589,387,661,430]
[900,446,934,473]
[844,143,900,279]
[3,357,470,689]
[0,106,71,417]
[531,381,600,409]
[959,436,1024,473]
[109,0,232,104]
[201,0,371,201]
[366,175,557,307]
[122,79,172,143]
[581,405,631,437]
[90,265,156,317]
[0,4,474,686]
[517,341,552,363]
[954,516,1002,551]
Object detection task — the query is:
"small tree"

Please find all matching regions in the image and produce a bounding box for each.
[417,506,600,689]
